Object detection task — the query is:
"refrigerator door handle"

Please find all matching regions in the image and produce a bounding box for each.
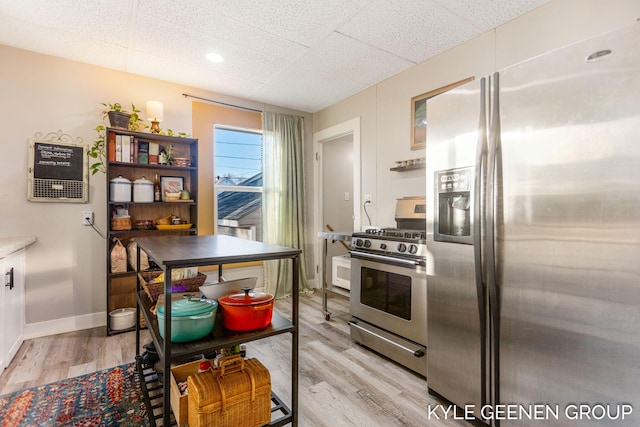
[486,71,502,410]
[473,77,489,407]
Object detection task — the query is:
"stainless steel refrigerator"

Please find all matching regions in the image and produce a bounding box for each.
[426,23,640,426]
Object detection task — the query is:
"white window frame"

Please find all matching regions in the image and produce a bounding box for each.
[213,124,263,240]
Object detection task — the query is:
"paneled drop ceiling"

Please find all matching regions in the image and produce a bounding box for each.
[0,0,549,112]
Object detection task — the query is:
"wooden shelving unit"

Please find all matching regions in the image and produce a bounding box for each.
[105,128,198,335]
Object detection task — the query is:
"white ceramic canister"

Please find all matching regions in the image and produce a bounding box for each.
[133,176,154,203]
[109,307,136,330]
[110,174,132,202]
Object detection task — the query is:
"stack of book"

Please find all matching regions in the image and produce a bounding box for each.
[108,133,161,165]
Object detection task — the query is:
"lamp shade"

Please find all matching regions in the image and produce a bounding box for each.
[146,101,163,122]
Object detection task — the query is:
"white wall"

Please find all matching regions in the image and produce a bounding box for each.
[0,46,310,338]
[313,0,639,227]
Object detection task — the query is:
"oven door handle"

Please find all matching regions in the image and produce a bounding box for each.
[349,251,420,267]
[348,320,425,358]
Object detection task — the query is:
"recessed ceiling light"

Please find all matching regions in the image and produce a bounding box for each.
[206,52,224,63]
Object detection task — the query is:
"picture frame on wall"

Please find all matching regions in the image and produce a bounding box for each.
[410,93,429,150]
[160,176,184,201]
[410,77,476,151]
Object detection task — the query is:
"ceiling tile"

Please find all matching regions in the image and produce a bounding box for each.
[135,0,307,60]
[0,0,135,46]
[285,32,414,86]
[0,14,128,69]
[433,0,550,32]
[128,23,292,84]
[190,0,364,47]
[126,50,261,98]
[249,66,370,112]
[338,0,482,63]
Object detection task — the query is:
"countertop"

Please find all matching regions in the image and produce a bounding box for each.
[0,236,37,258]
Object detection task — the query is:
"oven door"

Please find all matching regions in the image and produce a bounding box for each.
[350,252,427,346]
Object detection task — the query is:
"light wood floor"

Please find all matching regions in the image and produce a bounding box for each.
[0,292,474,427]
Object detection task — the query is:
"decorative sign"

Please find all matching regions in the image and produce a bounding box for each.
[28,130,88,203]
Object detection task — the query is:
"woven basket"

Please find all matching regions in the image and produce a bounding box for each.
[188,355,271,427]
[111,216,132,231]
[139,270,206,302]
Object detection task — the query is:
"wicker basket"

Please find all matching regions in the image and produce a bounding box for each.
[111,216,132,231]
[138,270,207,302]
[188,355,271,427]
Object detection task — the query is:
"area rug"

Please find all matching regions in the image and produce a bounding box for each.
[0,363,148,427]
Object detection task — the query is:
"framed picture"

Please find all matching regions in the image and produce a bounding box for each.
[410,77,476,151]
[410,93,429,150]
[160,176,184,201]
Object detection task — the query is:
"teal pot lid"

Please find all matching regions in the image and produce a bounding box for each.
[158,298,217,317]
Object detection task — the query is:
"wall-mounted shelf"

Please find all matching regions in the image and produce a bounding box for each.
[390,157,425,172]
[390,163,425,172]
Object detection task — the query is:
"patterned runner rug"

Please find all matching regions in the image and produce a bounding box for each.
[0,363,147,426]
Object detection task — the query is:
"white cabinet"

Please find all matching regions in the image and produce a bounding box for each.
[0,248,26,371]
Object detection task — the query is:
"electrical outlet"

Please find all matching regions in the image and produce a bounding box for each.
[364,194,372,203]
[82,211,93,226]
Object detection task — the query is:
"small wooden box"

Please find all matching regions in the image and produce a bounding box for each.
[188,355,271,427]
[170,360,202,427]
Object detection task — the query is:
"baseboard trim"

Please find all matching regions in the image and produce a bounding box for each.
[24,312,106,340]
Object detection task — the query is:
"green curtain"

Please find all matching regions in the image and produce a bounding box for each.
[262,111,311,298]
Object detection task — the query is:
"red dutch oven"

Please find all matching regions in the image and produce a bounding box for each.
[218,287,274,331]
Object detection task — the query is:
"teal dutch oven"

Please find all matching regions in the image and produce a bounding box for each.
[157,298,218,343]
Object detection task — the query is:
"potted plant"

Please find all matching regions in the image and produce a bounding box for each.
[103,103,130,129]
[102,103,144,131]
[88,103,145,175]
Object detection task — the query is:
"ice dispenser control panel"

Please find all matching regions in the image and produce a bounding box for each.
[434,166,473,244]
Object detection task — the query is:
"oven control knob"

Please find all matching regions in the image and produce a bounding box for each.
[380,243,387,250]
[355,239,364,247]
[364,240,372,248]
[397,243,407,252]
[408,244,418,254]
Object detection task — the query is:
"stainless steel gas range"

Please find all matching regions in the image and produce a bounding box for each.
[348,196,427,376]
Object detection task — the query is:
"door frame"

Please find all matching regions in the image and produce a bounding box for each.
[313,117,361,288]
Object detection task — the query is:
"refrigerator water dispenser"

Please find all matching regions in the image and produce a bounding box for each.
[434,166,473,244]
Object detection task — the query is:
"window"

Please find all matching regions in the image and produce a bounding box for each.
[214,126,263,241]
